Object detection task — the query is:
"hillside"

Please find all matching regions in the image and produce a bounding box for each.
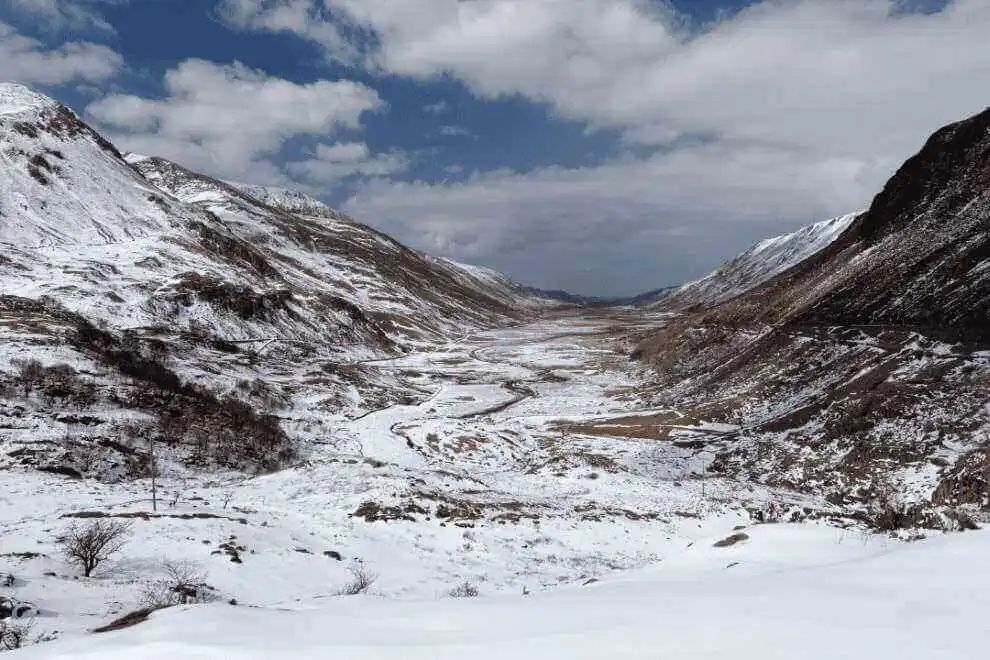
[637,107,990,528]
[225,182,343,220]
[0,82,539,479]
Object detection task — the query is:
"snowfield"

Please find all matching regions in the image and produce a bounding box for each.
[10,524,989,659]
[3,314,983,659]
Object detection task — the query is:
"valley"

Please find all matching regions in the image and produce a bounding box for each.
[3,82,990,658]
[3,309,785,638]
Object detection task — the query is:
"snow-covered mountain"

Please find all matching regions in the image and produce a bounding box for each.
[225,181,343,220]
[0,82,542,477]
[658,213,858,310]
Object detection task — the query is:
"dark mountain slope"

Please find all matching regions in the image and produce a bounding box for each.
[636,107,990,530]
[693,107,990,342]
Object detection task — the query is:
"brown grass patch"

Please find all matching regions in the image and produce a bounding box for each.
[92,607,155,633]
[554,411,703,441]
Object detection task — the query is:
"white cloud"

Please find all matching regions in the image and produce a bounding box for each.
[437,125,476,138]
[423,100,448,114]
[0,21,122,85]
[216,0,990,293]
[437,125,473,138]
[5,0,122,33]
[216,0,990,157]
[286,141,408,183]
[343,141,882,294]
[86,59,384,184]
[218,0,366,65]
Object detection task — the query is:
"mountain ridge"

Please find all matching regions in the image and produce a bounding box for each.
[656,213,859,311]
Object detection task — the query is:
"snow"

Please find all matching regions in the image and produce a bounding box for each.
[1,314,782,649]
[663,212,860,308]
[11,525,990,659]
[0,83,59,118]
[226,181,339,219]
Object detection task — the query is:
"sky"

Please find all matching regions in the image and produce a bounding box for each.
[0,0,986,296]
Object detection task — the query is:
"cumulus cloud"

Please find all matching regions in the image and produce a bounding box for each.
[217,0,990,293]
[218,0,368,65]
[0,21,122,85]
[86,59,384,184]
[215,0,990,152]
[287,141,408,183]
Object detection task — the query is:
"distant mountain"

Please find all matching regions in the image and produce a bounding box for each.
[611,286,680,307]
[658,213,858,311]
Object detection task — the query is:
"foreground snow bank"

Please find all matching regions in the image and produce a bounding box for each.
[16,525,989,659]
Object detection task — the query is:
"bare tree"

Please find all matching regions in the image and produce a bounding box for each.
[58,520,131,577]
[149,435,157,512]
[335,564,377,596]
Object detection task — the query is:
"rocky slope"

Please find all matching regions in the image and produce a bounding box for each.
[637,107,990,529]
[0,83,540,480]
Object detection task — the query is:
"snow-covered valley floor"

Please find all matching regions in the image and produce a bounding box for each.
[3,311,984,657]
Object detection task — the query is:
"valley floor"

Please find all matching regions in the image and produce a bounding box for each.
[2,311,981,657]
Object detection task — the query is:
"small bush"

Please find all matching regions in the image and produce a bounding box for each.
[335,565,377,596]
[446,581,480,598]
[235,378,290,410]
[140,560,217,609]
[58,519,131,577]
[0,619,32,651]
[713,532,749,547]
[13,359,96,406]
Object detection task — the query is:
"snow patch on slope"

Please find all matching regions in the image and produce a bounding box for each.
[0,82,59,118]
[664,212,859,309]
[227,182,340,219]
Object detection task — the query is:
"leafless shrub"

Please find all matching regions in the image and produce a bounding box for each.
[866,476,912,532]
[13,359,97,407]
[235,378,290,411]
[14,358,44,395]
[0,619,32,651]
[446,581,480,598]
[71,317,294,472]
[335,564,377,596]
[140,560,217,609]
[58,519,131,577]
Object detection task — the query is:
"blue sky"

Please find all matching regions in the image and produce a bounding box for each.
[0,0,981,296]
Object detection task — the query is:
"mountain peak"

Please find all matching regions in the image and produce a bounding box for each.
[0,82,121,162]
[0,82,61,119]
[857,106,990,242]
